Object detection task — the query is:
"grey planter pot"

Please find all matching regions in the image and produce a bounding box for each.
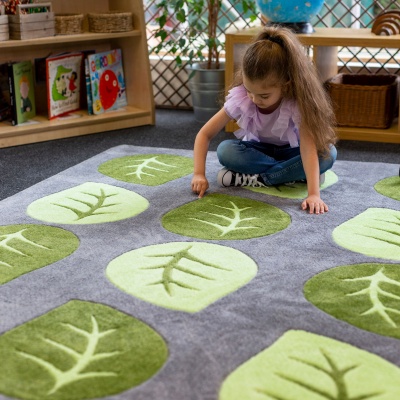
[186,63,225,123]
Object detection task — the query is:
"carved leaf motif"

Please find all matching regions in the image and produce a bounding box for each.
[0,300,168,399]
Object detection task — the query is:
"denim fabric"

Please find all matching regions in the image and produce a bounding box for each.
[216,139,337,185]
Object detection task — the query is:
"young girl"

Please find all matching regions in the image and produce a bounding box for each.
[191,26,337,215]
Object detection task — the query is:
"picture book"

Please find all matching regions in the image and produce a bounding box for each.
[0,63,11,122]
[87,49,127,115]
[46,52,83,119]
[84,58,93,115]
[8,60,36,125]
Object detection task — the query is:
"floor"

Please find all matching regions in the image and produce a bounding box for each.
[0,109,399,200]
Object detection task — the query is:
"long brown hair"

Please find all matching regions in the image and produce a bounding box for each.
[234,26,337,155]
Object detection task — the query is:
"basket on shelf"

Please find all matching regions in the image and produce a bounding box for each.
[326,74,399,129]
[0,15,9,41]
[55,13,84,35]
[88,11,133,33]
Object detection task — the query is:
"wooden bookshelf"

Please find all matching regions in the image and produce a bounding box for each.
[0,0,155,148]
[225,27,400,143]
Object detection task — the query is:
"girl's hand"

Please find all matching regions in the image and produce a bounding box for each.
[302,195,328,214]
[192,174,209,198]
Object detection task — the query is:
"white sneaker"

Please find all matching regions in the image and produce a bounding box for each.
[217,168,266,188]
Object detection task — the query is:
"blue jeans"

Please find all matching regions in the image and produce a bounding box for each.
[216,140,337,185]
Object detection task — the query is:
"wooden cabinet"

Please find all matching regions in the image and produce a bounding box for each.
[225,27,400,143]
[0,0,154,148]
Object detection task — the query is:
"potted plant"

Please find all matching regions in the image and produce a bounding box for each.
[153,0,258,121]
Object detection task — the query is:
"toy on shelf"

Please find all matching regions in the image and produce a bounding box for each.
[371,10,400,36]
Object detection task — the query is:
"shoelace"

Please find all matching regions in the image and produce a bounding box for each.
[234,173,265,187]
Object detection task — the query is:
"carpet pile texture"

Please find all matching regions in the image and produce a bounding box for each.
[0,144,399,400]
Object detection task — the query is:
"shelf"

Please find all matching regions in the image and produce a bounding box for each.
[0,0,155,148]
[0,31,141,48]
[0,106,153,147]
[225,27,400,143]
[337,121,400,143]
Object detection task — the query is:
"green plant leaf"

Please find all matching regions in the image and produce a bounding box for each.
[375,176,400,201]
[304,262,400,339]
[0,224,79,285]
[106,242,257,312]
[246,170,338,199]
[27,182,149,224]
[98,154,193,186]
[0,300,168,400]
[219,330,400,400]
[162,193,290,240]
[332,207,400,260]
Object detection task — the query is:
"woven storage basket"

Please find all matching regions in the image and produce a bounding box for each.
[88,11,133,33]
[55,13,84,35]
[326,74,399,129]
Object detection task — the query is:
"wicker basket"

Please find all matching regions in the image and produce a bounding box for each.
[88,11,133,33]
[55,13,84,35]
[326,74,399,129]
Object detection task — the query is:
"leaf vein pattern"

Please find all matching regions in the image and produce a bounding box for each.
[52,189,119,220]
[189,201,260,236]
[256,348,382,399]
[124,156,178,179]
[17,315,120,394]
[0,229,49,259]
[344,268,400,327]
[142,244,231,295]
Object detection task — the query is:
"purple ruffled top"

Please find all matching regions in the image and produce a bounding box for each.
[224,85,301,147]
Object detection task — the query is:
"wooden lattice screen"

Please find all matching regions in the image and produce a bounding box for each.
[145,0,400,108]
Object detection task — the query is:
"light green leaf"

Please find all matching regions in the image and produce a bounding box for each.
[219,330,400,400]
[0,300,168,400]
[98,154,193,186]
[27,182,149,224]
[375,176,400,201]
[162,193,290,240]
[106,242,257,312]
[332,207,400,260]
[0,224,79,285]
[246,170,338,199]
[304,263,400,339]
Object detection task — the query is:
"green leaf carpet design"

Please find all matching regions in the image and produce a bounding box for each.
[0,300,168,400]
[98,154,194,185]
[0,224,79,285]
[27,182,149,224]
[219,330,400,400]
[162,193,291,240]
[106,242,258,312]
[332,207,400,260]
[245,170,338,199]
[375,176,400,201]
[304,263,400,339]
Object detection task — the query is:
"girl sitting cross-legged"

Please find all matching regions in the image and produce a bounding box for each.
[191,25,337,215]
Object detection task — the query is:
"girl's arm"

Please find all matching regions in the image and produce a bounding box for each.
[192,108,231,198]
[299,126,328,214]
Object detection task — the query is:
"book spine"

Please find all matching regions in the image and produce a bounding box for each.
[84,58,93,115]
[7,63,17,126]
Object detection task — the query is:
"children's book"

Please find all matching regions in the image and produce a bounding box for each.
[46,52,83,119]
[8,60,36,125]
[84,58,93,115]
[87,49,127,114]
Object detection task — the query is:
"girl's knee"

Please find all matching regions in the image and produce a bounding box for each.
[320,145,337,172]
[217,140,240,163]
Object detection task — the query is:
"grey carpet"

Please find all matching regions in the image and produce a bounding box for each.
[0,144,399,400]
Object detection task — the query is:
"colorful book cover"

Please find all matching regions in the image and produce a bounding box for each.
[87,49,127,115]
[46,52,83,119]
[8,60,36,125]
[84,58,93,115]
